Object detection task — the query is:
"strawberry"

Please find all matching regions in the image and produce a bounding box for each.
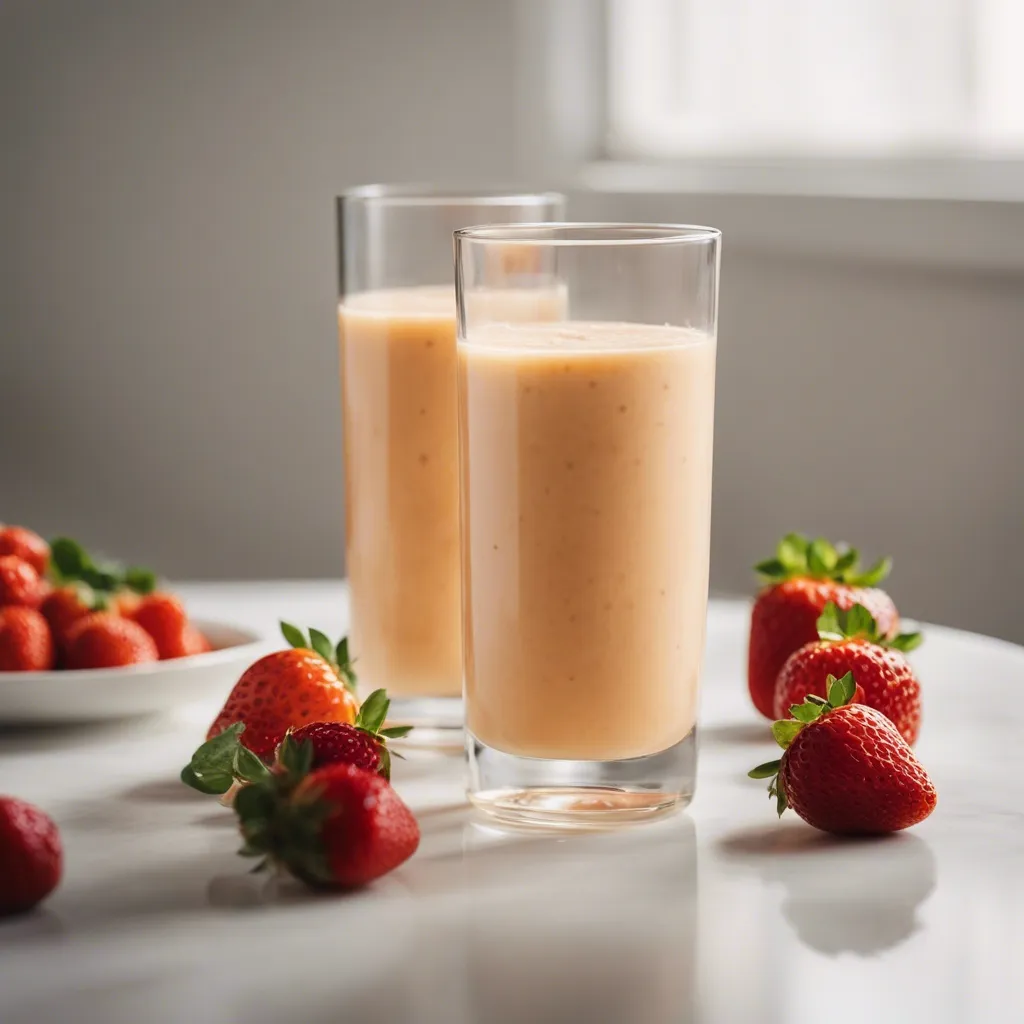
[111,589,143,619]
[0,796,63,915]
[283,708,411,782]
[0,556,47,610]
[234,761,419,888]
[748,533,899,718]
[284,690,412,779]
[285,721,387,776]
[132,594,211,659]
[750,672,937,835]
[204,622,359,760]
[181,626,212,656]
[0,526,50,576]
[64,612,159,669]
[0,608,56,671]
[774,602,923,744]
[131,592,189,659]
[40,584,98,651]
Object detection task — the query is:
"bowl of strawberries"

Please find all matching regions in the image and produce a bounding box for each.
[0,525,263,723]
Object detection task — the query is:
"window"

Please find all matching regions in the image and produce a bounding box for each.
[608,0,1024,159]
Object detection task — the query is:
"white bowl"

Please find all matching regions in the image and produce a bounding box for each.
[0,619,265,724]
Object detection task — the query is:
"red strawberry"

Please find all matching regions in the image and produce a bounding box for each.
[181,626,212,656]
[0,608,56,672]
[0,796,63,915]
[750,672,937,835]
[41,585,97,651]
[111,589,143,619]
[0,556,47,610]
[131,592,189,659]
[285,723,383,777]
[283,690,412,781]
[0,527,50,576]
[774,602,923,744]
[64,612,159,669]
[235,763,419,888]
[204,622,359,760]
[748,534,899,718]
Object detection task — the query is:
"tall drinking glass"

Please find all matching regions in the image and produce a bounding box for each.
[456,223,721,825]
[337,187,565,736]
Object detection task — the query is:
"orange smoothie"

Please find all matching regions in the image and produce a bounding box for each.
[339,286,564,699]
[458,321,716,760]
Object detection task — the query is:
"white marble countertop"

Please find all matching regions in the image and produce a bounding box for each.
[1,582,1022,1024]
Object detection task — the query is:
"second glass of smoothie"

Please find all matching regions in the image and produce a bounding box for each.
[337,187,565,735]
[456,223,721,825]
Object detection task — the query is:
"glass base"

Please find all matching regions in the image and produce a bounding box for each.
[384,695,463,751]
[466,727,697,831]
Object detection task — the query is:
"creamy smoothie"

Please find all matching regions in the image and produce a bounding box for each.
[339,286,564,699]
[458,321,716,760]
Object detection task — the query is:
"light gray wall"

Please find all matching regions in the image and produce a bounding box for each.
[2,1,1022,643]
[1,0,519,580]
[712,250,1024,644]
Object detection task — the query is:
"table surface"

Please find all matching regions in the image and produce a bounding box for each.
[1,582,1022,1024]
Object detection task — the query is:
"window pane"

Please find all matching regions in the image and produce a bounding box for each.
[608,0,1024,156]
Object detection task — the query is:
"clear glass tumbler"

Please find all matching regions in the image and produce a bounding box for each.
[456,223,721,826]
[337,187,565,738]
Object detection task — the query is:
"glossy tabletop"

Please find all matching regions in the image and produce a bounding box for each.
[1,582,1022,1024]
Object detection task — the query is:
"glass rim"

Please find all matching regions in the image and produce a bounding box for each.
[454,222,721,246]
[340,184,566,209]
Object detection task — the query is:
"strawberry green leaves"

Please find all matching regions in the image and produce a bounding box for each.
[771,720,804,748]
[771,779,788,817]
[827,671,857,707]
[817,600,869,640]
[181,723,271,794]
[380,725,414,739]
[49,536,157,600]
[789,700,825,724]
[750,758,787,815]
[280,622,359,694]
[888,632,924,653]
[355,688,389,734]
[855,556,893,587]
[334,637,357,691]
[754,533,893,588]
[123,566,158,594]
[280,621,307,650]
[807,537,837,576]
[351,689,412,781]
[276,731,316,780]
[772,671,856,743]
[816,601,923,652]
[308,628,335,664]
[749,672,859,818]
[748,760,781,779]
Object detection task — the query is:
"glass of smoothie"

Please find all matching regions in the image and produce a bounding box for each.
[456,223,721,826]
[337,187,565,737]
